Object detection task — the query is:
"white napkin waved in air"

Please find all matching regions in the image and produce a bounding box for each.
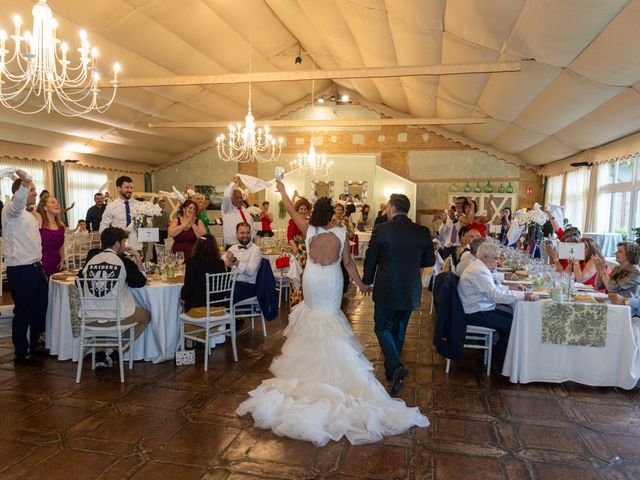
[237,174,275,194]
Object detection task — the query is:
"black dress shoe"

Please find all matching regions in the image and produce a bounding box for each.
[390,364,408,396]
[13,355,41,367]
[31,342,48,356]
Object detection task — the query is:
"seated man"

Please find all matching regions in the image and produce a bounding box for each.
[225,222,263,303]
[79,227,150,368]
[458,242,538,363]
[455,236,486,277]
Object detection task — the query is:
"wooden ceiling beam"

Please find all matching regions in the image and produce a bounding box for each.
[109,61,521,89]
[147,117,486,128]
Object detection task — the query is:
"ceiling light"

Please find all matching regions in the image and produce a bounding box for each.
[0,0,121,116]
[316,97,324,103]
[294,44,302,65]
[216,25,282,163]
[340,94,350,102]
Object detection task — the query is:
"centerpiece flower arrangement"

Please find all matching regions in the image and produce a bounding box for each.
[516,203,547,257]
[130,201,162,227]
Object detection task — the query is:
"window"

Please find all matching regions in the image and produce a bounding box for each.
[545,175,563,206]
[66,166,108,229]
[596,157,639,236]
[0,159,48,203]
[564,169,590,230]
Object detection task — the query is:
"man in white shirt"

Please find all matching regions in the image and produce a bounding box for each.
[2,171,48,366]
[225,222,262,303]
[99,175,140,233]
[458,242,538,362]
[80,227,150,368]
[456,237,486,277]
[221,176,255,247]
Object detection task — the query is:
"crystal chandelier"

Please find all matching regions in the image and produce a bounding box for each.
[216,82,283,163]
[290,143,333,177]
[0,0,121,116]
[216,26,282,163]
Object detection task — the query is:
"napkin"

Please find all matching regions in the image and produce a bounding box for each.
[237,174,275,194]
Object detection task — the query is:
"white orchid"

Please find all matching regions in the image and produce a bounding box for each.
[130,201,162,220]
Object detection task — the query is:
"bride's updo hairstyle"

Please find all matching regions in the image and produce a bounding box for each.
[309,197,334,228]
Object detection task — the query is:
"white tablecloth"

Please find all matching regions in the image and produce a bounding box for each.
[263,253,302,288]
[45,278,182,363]
[355,231,372,259]
[502,301,640,389]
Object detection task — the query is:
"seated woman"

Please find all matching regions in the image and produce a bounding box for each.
[594,241,640,299]
[169,200,206,259]
[355,204,371,231]
[545,227,584,272]
[546,237,608,291]
[181,234,231,317]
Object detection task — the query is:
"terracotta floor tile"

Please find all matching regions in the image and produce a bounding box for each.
[341,443,406,478]
[14,404,94,433]
[518,424,584,453]
[129,461,206,479]
[0,281,638,479]
[17,449,117,479]
[164,422,240,457]
[435,453,505,480]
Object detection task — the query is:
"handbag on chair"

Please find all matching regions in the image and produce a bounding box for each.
[275,255,290,269]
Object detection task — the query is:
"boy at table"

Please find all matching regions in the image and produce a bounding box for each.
[79,227,150,369]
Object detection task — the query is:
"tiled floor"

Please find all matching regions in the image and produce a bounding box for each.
[0,282,639,479]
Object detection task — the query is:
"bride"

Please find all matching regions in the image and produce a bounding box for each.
[236,181,429,446]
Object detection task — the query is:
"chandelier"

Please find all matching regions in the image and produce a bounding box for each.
[290,143,333,177]
[216,26,282,163]
[0,0,121,116]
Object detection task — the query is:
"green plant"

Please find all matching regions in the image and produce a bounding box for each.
[633,227,640,246]
[614,227,628,241]
[278,200,286,219]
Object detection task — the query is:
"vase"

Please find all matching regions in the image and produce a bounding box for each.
[483,182,493,193]
[463,182,472,193]
[498,183,505,193]
[473,182,482,193]
[506,182,514,194]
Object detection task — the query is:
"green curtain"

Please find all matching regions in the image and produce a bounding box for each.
[52,161,68,225]
[144,173,152,193]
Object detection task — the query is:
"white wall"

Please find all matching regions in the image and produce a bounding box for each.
[374,166,417,221]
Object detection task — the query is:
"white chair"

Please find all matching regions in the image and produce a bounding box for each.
[233,296,267,337]
[445,325,496,376]
[179,271,237,370]
[0,304,14,339]
[274,267,290,307]
[75,277,136,383]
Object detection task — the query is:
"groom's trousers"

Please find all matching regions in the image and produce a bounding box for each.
[374,306,412,379]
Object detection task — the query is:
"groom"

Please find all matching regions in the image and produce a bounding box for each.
[363,194,435,395]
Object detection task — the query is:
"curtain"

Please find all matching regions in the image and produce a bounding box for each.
[66,165,108,229]
[564,169,591,231]
[544,174,563,207]
[52,161,68,225]
[144,172,152,193]
[0,157,52,203]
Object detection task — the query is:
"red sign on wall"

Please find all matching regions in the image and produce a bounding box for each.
[525,186,534,196]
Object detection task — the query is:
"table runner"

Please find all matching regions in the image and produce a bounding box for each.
[542,302,607,347]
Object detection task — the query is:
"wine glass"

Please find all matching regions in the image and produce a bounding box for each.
[175,251,185,266]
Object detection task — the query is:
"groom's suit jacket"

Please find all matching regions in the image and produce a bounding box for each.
[363,214,435,311]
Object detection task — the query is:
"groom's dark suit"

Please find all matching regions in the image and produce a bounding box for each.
[363,214,435,380]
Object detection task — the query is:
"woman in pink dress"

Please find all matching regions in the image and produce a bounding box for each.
[35,196,66,279]
[168,200,206,259]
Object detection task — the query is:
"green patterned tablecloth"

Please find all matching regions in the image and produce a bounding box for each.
[542,302,608,347]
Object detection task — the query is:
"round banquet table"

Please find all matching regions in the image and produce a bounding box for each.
[45,278,183,363]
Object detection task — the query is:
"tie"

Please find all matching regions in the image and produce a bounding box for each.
[237,245,248,250]
[238,208,248,225]
[124,200,131,227]
[450,222,457,244]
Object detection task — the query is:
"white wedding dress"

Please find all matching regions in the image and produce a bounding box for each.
[236,226,429,446]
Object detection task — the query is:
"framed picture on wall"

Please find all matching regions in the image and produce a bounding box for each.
[195,185,225,210]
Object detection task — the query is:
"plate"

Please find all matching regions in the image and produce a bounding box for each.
[502,279,533,286]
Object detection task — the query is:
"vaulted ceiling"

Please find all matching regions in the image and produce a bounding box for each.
[2,0,640,171]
